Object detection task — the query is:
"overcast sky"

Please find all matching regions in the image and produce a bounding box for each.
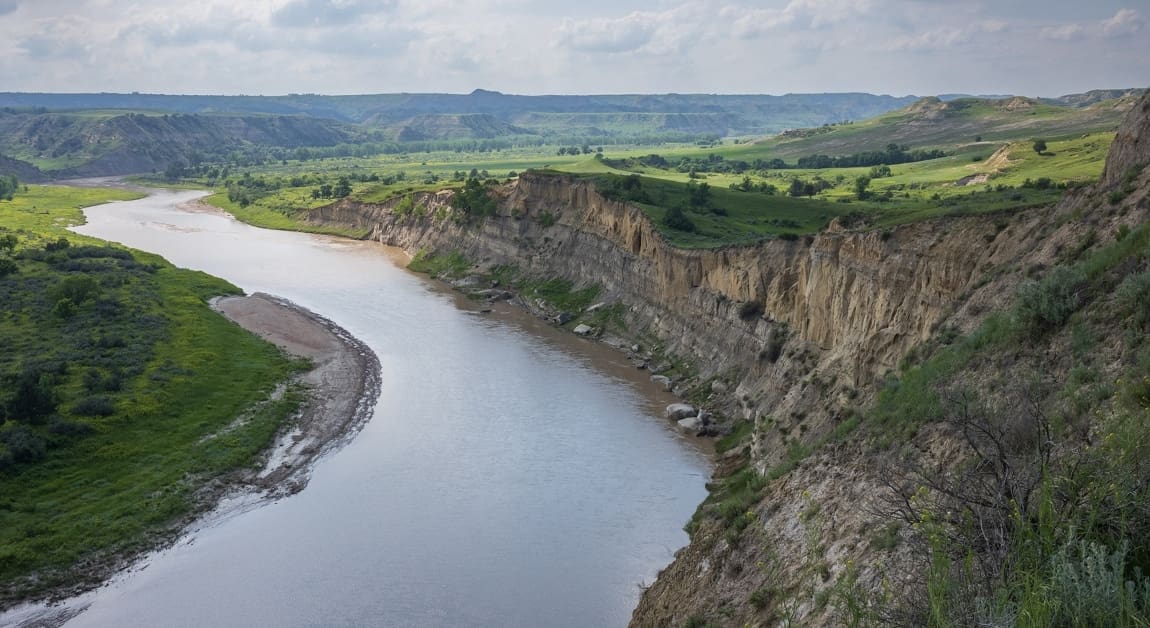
[0,0,1145,97]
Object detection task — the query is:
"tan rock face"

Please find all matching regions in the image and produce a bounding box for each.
[1101,89,1150,188]
[308,174,1008,467]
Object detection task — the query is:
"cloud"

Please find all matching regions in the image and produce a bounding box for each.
[728,0,877,39]
[16,16,93,59]
[557,13,655,54]
[555,5,710,56]
[1040,23,1084,41]
[271,0,397,28]
[0,0,20,16]
[1102,8,1144,37]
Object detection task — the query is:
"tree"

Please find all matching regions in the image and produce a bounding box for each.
[0,174,18,201]
[855,175,872,200]
[686,180,711,208]
[662,205,696,232]
[1033,139,1047,155]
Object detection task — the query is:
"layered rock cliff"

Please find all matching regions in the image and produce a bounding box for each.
[312,173,1025,467]
[302,89,1150,626]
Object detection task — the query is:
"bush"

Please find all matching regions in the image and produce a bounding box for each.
[5,369,58,424]
[0,425,47,466]
[49,275,100,305]
[1117,270,1150,329]
[750,586,776,609]
[47,417,94,437]
[760,326,787,363]
[71,395,116,417]
[739,300,764,320]
[1045,541,1150,626]
[662,206,696,232]
[1014,265,1087,336]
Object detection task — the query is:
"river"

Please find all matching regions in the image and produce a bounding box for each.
[17,187,711,627]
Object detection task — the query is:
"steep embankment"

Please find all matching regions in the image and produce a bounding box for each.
[302,89,1150,626]
[312,172,1034,466]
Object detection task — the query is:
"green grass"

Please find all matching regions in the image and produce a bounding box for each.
[147,95,1124,251]
[206,192,370,238]
[0,186,304,600]
[407,250,471,277]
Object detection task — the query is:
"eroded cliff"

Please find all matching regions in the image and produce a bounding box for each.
[302,90,1150,625]
[312,172,1027,468]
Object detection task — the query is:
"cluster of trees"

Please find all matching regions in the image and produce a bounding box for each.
[556,145,601,156]
[729,176,779,195]
[450,178,498,218]
[793,144,947,169]
[0,174,19,201]
[219,171,392,207]
[609,144,946,179]
[451,168,493,181]
[597,173,653,204]
[788,177,834,197]
[310,177,353,200]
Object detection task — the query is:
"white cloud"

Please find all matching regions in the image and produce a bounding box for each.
[555,4,711,57]
[271,0,397,28]
[883,20,1008,52]
[728,0,877,39]
[557,13,656,54]
[1041,23,1084,41]
[1102,7,1144,37]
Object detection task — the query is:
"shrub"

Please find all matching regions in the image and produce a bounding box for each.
[760,326,787,363]
[662,206,696,232]
[0,425,47,466]
[750,586,776,609]
[739,300,764,320]
[44,237,70,252]
[1014,265,1087,336]
[47,417,94,437]
[1116,269,1150,329]
[1045,541,1150,626]
[71,395,116,417]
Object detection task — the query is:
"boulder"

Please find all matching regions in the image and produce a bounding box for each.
[650,375,673,391]
[554,311,574,325]
[711,381,728,394]
[573,324,594,336]
[665,403,697,421]
[677,416,702,432]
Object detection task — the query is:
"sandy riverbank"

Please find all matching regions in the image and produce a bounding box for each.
[212,292,381,496]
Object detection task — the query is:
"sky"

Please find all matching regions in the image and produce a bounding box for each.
[0,0,1146,97]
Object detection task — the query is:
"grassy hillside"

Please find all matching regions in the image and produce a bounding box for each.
[723,95,1135,161]
[0,186,302,602]
[131,94,1130,252]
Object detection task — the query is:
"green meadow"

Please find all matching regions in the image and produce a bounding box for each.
[0,186,302,601]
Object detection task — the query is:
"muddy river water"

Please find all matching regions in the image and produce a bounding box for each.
[13,187,711,627]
